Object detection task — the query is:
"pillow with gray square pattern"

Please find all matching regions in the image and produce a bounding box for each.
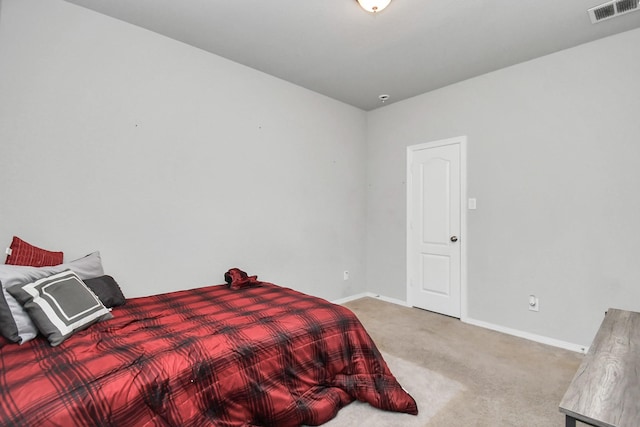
[0,252,103,344]
[7,269,112,347]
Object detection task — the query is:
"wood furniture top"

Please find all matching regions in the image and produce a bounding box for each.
[559,308,640,427]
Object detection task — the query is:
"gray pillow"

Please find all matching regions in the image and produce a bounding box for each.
[83,275,126,308]
[0,251,104,344]
[7,269,112,346]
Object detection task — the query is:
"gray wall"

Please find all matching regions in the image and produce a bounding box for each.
[0,0,367,300]
[2,0,639,348]
[366,28,640,346]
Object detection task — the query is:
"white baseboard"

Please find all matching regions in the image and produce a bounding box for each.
[462,317,588,354]
[332,293,369,305]
[333,292,411,307]
[366,292,412,307]
[333,293,587,354]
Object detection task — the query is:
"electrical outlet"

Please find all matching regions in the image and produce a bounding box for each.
[528,295,539,312]
[343,271,349,281]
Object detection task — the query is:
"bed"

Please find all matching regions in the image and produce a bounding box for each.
[0,273,417,426]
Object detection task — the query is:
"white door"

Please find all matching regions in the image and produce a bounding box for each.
[407,138,464,318]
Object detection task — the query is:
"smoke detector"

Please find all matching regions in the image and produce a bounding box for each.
[588,0,639,23]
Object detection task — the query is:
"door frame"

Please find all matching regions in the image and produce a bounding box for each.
[406,136,468,320]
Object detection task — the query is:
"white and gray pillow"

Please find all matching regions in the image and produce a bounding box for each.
[0,251,104,344]
[7,269,112,347]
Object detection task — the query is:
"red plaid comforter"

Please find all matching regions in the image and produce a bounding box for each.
[0,283,417,426]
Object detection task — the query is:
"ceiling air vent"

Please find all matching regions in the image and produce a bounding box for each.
[617,0,639,12]
[588,0,640,23]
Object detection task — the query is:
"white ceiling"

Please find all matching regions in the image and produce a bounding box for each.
[63,0,640,111]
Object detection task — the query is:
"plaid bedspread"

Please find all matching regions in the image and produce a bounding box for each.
[0,283,417,426]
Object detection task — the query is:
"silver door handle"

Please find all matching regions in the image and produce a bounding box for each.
[450,236,458,242]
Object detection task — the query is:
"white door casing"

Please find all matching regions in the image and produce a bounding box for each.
[407,136,466,318]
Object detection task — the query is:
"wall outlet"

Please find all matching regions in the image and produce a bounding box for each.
[343,271,349,281]
[528,295,539,312]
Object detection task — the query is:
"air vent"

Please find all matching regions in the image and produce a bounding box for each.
[588,0,640,23]
[617,0,639,12]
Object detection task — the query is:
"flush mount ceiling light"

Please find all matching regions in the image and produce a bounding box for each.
[356,0,392,13]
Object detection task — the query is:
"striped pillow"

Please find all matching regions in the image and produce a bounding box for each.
[5,236,63,267]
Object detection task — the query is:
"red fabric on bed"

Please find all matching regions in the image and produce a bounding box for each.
[0,283,417,426]
[224,267,261,289]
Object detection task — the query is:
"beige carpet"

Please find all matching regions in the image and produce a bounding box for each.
[332,297,584,427]
[324,351,465,426]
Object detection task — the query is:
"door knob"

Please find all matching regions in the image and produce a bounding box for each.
[450,236,458,242]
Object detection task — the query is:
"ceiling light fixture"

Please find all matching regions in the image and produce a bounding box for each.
[356,0,392,13]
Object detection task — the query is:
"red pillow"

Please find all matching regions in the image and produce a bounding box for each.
[5,236,63,267]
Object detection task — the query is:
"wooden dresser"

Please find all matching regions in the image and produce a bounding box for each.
[559,308,640,427]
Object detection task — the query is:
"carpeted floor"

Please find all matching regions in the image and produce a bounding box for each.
[334,297,584,427]
[324,350,465,426]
